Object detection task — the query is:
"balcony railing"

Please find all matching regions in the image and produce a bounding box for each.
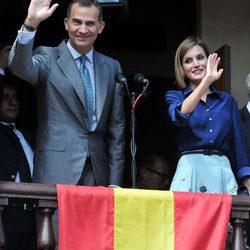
[0,181,250,250]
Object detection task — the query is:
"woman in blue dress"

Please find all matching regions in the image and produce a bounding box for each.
[165,36,250,195]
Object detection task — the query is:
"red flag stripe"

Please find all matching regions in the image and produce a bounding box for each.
[174,192,232,250]
[57,185,114,250]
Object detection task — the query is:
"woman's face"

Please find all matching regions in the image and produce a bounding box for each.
[182,45,207,86]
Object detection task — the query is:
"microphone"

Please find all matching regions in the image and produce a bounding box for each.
[115,73,127,83]
[115,73,127,96]
[133,73,149,85]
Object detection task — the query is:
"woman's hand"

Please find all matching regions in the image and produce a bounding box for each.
[180,53,224,114]
[204,53,224,85]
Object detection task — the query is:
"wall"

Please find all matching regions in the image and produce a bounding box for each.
[198,0,250,108]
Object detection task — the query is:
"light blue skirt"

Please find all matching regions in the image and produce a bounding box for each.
[170,154,238,195]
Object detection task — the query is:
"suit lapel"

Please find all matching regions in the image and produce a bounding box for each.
[94,52,109,123]
[240,106,250,122]
[20,129,35,149]
[57,41,87,111]
[56,43,110,127]
[246,121,250,149]
[239,106,250,152]
[0,123,21,147]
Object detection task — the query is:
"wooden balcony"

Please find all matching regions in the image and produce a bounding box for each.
[0,181,250,250]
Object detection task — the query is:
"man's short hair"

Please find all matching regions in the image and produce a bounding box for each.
[67,0,103,21]
[0,73,20,104]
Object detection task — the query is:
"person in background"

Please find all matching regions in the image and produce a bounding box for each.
[136,154,171,190]
[239,73,250,247]
[239,73,250,159]
[8,0,125,246]
[0,40,11,76]
[165,36,250,195]
[0,73,37,250]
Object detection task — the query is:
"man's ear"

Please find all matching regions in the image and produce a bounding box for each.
[64,18,69,31]
[98,21,105,34]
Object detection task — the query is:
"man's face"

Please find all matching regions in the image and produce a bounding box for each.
[143,167,170,190]
[137,165,170,190]
[64,3,105,55]
[0,85,19,122]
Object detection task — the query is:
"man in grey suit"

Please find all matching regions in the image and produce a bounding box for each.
[9,0,125,188]
[9,0,125,246]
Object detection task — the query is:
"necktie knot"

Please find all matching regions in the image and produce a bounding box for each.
[80,55,87,66]
[5,124,15,131]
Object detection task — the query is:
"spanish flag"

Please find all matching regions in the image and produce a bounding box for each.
[56,185,231,250]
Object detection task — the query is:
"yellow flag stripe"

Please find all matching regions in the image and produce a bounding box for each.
[114,188,174,250]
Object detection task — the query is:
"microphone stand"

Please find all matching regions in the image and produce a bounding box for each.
[119,78,149,188]
[130,92,137,188]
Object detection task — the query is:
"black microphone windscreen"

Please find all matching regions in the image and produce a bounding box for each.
[133,73,144,83]
[133,73,149,85]
[115,73,127,83]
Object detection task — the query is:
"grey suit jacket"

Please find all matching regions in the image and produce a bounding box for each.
[9,39,125,186]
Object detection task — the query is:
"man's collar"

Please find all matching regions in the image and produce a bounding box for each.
[0,121,16,128]
[66,41,94,63]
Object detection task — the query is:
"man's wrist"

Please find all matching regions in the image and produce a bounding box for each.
[23,20,37,32]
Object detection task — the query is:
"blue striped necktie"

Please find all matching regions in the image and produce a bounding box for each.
[80,55,94,130]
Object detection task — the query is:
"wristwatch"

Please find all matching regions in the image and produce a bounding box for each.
[23,20,36,32]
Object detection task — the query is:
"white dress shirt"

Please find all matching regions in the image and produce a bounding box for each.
[246,101,250,113]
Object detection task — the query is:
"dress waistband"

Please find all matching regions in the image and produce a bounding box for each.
[181,149,225,156]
